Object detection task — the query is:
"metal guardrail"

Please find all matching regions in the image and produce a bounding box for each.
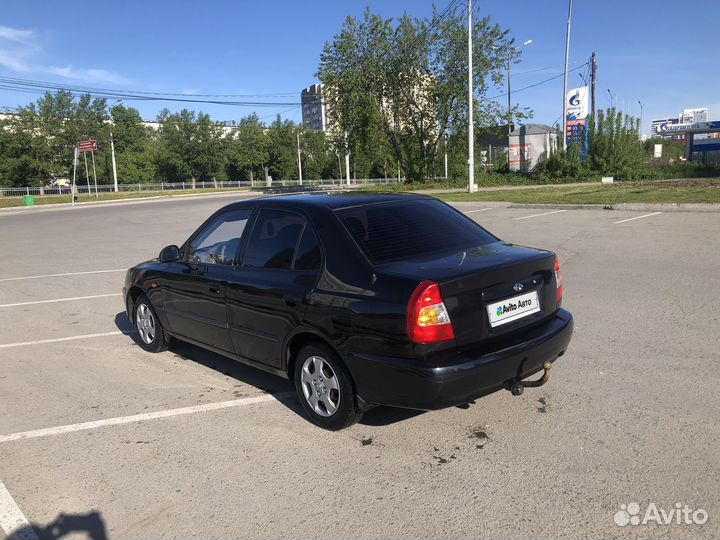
[0,178,402,197]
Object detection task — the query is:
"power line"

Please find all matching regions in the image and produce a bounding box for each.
[0,77,301,106]
[0,75,299,99]
[0,1,465,108]
[487,61,589,100]
[0,60,590,111]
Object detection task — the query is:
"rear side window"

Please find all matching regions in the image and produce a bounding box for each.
[337,199,496,264]
[244,209,304,269]
[294,227,321,271]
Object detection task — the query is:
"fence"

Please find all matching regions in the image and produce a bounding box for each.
[0,177,403,198]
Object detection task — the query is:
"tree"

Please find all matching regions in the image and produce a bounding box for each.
[300,129,336,180]
[588,108,645,179]
[109,103,156,184]
[317,7,522,182]
[155,109,225,183]
[267,115,298,181]
[2,90,110,184]
[225,114,270,184]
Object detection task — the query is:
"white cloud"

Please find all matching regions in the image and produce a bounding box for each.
[0,50,30,72]
[45,65,126,84]
[0,24,125,84]
[0,25,38,48]
[181,88,199,95]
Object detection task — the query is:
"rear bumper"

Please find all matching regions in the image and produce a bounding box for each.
[347,309,573,410]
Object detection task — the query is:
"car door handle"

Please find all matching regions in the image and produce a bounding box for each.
[283,294,302,307]
[209,285,223,295]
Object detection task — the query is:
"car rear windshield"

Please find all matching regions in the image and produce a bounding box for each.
[336,199,496,264]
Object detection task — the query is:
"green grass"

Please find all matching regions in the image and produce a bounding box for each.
[436,179,720,205]
[3,179,719,209]
[356,174,599,192]
[0,187,250,208]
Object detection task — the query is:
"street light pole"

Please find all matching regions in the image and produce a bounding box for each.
[444,132,448,180]
[110,133,118,193]
[109,99,122,193]
[506,39,532,168]
[638,101,645,139]
[607,89,616,108]
[467,0,475,193]
[561,0,573,152]
[506,56,511,168]
[296,131,303,185]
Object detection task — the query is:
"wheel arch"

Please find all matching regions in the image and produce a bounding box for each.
[126,285,145,315]
[285,330,345,380]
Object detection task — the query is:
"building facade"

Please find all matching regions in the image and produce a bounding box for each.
[508,124,558,172]
[301,84,331,132]
[651,108,708,139]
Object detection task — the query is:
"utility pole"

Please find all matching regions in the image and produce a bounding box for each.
[561,0,573,152]
[467,0,476,192]
[444,132,448,180]
[296,131,303,185]
[590,52,597,123]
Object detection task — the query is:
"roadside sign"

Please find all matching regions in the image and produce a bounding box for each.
[566,86,589,120]
[77,140,97,152]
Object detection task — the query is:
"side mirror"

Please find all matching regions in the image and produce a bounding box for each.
[159,245,181,263]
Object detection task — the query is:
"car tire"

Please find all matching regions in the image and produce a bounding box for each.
[133,294,168,353]
[294,342,362,430]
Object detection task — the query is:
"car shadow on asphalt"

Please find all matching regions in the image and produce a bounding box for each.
[114,312,423,427]
[13,510,108,540]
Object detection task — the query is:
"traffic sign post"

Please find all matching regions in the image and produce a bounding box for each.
[77,140,97,152]
[76,140,99,198]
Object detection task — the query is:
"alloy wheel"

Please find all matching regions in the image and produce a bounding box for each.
[136,303,156,345]
[300,355,341,417]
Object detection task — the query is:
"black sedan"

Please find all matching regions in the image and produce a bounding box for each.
[123,193,573,430]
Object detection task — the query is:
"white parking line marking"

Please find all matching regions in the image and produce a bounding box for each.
[463,208,492,214]
[0,331,124,349]
[613,212,662,225]
[0,394,292,444]
[0,480,37,540]
[514,209,568,220]
[0,269,125,283]
[0,293,121,309]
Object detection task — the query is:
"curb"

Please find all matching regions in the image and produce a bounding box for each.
[0,190,262,215]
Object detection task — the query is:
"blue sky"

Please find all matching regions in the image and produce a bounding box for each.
[0,0,718,134]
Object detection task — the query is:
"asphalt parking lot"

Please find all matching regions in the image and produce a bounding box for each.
[1,192,718,539]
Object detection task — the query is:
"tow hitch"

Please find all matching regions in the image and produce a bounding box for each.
[509,361,553,396]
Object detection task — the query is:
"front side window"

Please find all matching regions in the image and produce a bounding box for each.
[244,209,304,270]
[188,209,251,265]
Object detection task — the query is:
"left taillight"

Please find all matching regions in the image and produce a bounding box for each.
[554,256,563,305]
[407,281,455,344]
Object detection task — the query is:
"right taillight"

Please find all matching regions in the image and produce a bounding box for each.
[407,281,455,344]
[554,256,563,305]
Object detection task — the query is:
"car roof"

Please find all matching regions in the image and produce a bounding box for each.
[225,191,434,212]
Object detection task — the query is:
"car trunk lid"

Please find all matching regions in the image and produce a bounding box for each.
[379,241,558,347]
